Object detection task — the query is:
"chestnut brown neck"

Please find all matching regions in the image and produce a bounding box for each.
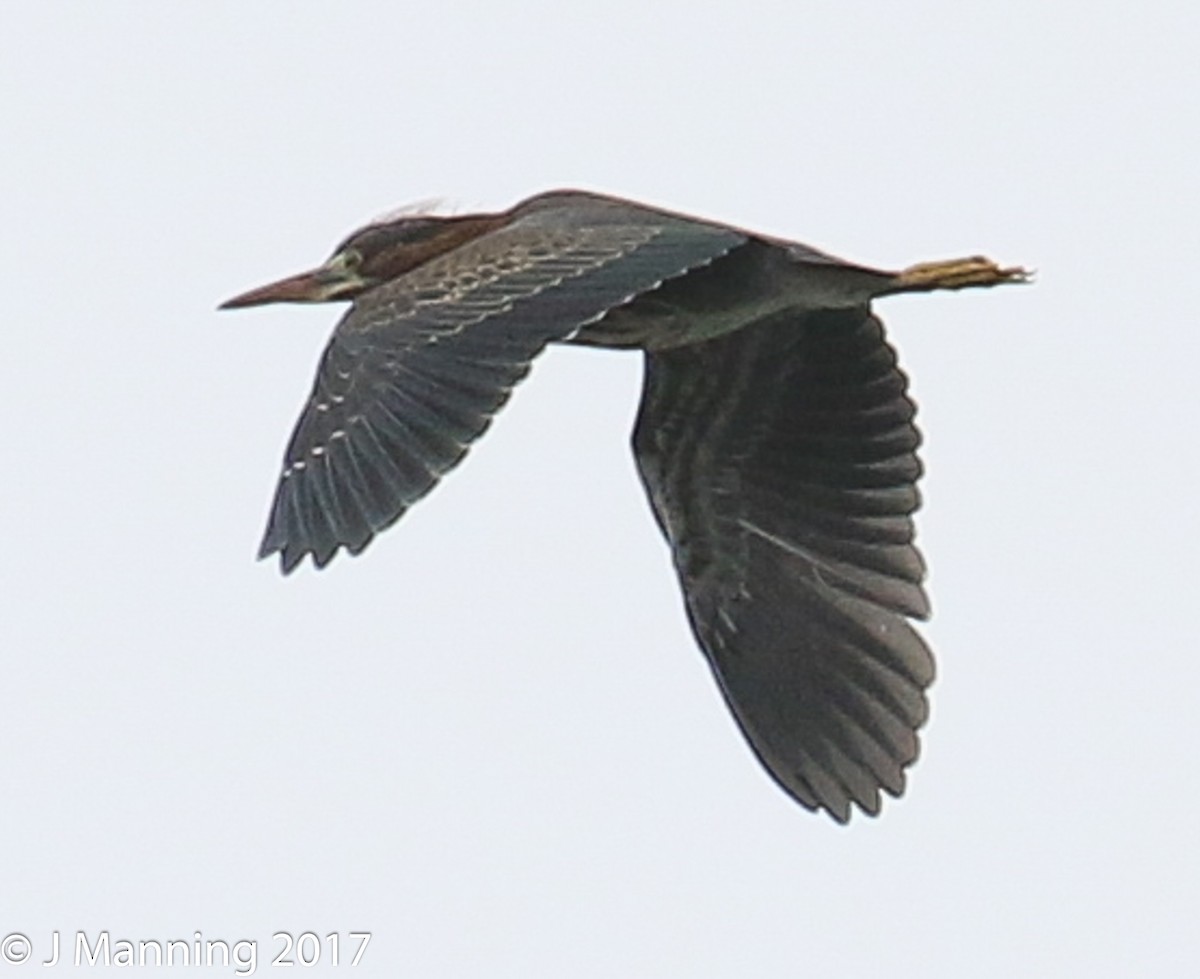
[360,213,511,281]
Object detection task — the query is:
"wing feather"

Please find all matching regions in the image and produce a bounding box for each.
[633,307,933,821]
[260,213,744,570]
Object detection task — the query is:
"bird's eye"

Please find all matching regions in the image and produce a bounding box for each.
[330,248,363,271]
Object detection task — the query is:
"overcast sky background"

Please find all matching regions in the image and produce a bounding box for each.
[2,3,1198,976]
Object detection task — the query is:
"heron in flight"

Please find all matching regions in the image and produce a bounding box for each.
[222,189,1026,821]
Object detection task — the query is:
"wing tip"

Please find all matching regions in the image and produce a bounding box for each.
[256,537,302,575]
[787,764,910,825]
[257,539,354,575]
[257,523,380,574]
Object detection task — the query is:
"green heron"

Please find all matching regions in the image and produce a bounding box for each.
[222,189,1026,822]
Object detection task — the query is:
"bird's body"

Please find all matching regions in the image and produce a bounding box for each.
[223,189,1026,822]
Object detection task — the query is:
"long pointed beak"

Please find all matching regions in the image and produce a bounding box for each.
[219,267,335,309]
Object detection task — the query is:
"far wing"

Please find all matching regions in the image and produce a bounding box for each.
[261,213,744,571]
[633,307,932,821]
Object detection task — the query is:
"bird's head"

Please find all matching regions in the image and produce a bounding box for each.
[220,211,506,309]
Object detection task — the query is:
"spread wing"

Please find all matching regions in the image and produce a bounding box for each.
[260,210,744,571]
[632,307,933,821]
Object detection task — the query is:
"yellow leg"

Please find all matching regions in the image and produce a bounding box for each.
[893,256,1031,292]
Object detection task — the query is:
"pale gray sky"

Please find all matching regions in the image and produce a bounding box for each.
[3,2,1198,976]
